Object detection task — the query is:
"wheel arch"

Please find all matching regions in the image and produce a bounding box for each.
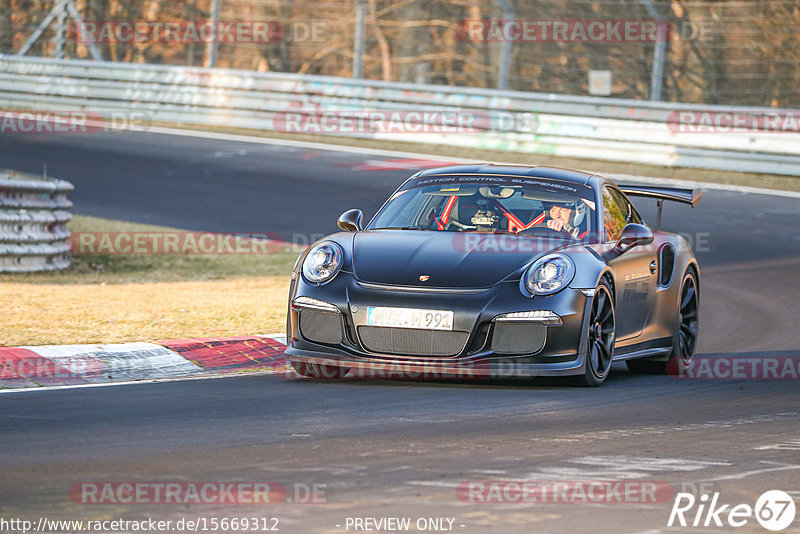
[685,259,700,292]
[568,247,614,294]
[600,269,615,299]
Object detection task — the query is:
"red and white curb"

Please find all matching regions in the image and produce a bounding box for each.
[0,335,288,392]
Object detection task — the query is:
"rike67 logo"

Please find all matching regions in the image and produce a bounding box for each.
[669,490,796,531]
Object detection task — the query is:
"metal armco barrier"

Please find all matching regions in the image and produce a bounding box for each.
[0,169,73,273]
[1,55,799,176]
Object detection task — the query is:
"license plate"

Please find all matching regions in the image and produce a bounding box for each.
[366,306,454,331]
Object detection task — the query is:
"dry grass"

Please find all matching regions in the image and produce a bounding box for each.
[1,277,288,346]
[0,216,296,345]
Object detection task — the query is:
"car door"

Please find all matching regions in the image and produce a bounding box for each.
[602,186,656,341]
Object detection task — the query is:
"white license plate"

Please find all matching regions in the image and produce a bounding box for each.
[366,306,454,331]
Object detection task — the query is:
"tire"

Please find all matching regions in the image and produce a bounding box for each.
[574,279,615,387]
[626,270,699,375]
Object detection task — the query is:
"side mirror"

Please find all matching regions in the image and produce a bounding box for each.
[616,223,653,254]
[337,209,363,232]
[603,223,653,261]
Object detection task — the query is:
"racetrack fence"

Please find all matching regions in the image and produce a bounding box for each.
[2,0,798,107]
[1,55,799,176]
[0,169,73,273]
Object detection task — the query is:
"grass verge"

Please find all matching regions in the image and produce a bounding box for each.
[0,216,296,346]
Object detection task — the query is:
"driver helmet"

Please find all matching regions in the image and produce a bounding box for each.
[544,200,587,228]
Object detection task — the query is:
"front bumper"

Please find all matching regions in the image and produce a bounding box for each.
[285,273,594,378]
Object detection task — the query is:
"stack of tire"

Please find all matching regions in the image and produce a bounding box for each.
[0,169,73,272]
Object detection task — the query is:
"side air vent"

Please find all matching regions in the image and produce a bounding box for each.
[658,244,676,287]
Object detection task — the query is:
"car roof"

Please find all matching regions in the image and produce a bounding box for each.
[413,163,605,188]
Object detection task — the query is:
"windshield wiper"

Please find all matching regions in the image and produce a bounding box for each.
[375,226,428,231]
[514,228,579,240]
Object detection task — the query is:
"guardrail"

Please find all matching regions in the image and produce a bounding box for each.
[1,55,799,176]
[0,169,72,273]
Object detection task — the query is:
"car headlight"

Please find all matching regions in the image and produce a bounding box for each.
[523,254,575,296]
[302,241,344,284]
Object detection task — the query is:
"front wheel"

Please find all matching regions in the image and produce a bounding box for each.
[574,279,615,387]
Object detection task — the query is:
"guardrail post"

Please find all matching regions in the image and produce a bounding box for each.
[493,0,513,91]
[642,0,666,101]
[51,0,68,59]
[352,0,367,78]
[206,0,222,67]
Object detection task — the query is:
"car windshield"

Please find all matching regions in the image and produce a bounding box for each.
[369,175,597,242]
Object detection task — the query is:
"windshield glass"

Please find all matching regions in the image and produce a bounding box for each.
[369,175,597,242]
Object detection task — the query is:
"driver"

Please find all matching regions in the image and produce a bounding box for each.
[542,201,587,238]
[469,198,501,232]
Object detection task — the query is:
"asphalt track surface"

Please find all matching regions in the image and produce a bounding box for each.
[1,130,799,534]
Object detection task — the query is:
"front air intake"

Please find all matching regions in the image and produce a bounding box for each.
[357,327,469,357]
[299,309,343,345]
[491,322,547,354]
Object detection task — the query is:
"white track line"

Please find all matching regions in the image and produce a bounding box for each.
[142,125,800,199]
[0,367,284,395]
[690,462,800,483]
[145,125,470,161]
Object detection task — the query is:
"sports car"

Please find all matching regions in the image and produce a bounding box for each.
[285,164,701,386]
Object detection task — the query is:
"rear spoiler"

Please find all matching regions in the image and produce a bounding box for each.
[618,185,702,229]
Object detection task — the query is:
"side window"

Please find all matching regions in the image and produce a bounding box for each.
[610,188,643,225]
[623,193,643,224]
[602,187,627,242]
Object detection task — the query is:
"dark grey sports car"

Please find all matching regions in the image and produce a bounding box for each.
[285,164,701,386]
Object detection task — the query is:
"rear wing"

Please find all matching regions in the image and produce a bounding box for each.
[618,185,702,229]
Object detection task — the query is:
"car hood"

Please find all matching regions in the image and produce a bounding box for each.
[352,230,569,288]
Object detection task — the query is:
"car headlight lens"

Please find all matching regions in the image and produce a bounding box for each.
[524,254,575,296]
[302,241,344,284]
